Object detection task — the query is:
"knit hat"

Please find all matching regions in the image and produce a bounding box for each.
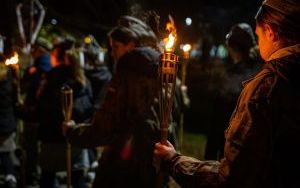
[226,23,256,51]
[263,0,300,19]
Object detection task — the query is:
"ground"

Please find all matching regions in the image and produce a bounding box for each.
[0,131,207,188]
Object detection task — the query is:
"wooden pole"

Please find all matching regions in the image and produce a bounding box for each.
[178,49,190,152]
[61,86,73,188]
[159,52,179,144]
[157,52,179,188]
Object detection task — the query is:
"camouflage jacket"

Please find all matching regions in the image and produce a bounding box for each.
[166,52,300,188]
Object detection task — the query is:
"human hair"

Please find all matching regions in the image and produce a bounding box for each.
[226,23,259,60]
[66,51,86,87]
[108,26,138,45]
[109,15,160,51]
[52,39,75,64]
[227,23,256,55]
[255,5,300,44]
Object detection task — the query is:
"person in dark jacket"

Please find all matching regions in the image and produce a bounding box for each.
[63,16,170,188]
[0,53,18,188]
[37,46,93,188]
[205,23,262,160]
[20,39,52,185]
[154,0,300,188]
[83,49,112,110]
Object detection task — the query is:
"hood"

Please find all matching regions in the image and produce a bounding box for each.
[116,47,160,77]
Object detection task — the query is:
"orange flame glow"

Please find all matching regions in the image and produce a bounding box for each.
[163,15,177,52]
[5,52,19,66]
[183,44,192,52]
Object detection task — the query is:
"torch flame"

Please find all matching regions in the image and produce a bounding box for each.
[163,15,177,52]
[5,52,19,66]
[183,44,192,52]
[164,33,176,51]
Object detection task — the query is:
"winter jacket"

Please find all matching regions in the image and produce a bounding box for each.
[38,65,93,143]
[0,69,17,135]
[37,64,93,172]
[166,47,300,188]
[68,47,164,188]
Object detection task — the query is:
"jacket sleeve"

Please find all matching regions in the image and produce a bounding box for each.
[166,154,222,188]
[67,76,122,148]
[165,69,276,188]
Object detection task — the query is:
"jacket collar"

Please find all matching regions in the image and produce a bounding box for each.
[266,44,300,62]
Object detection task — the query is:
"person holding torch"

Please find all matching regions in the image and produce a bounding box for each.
[154,0,300,188]
[0,53,18,188]
[63,15,176,188]
[37,46,93,188]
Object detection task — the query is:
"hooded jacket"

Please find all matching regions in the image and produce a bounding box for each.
[68,46,163,188]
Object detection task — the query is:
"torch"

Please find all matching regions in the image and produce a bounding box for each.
[181,44,191,86]
[61,85,73,188]
[156,16,179,188]
[5,51,27,187]
[178,44,191,151]
[159,16,179,145]
[5,52,22,105]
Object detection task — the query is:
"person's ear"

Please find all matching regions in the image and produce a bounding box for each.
[264,23,279,42]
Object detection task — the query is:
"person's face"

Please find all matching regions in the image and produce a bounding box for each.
[255,23,278,61]
[50,48,60,67]
[109,38,134,62]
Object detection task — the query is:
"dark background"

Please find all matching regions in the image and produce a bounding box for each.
[1,0,262,47]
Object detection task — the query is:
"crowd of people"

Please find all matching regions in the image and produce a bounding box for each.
[0,0,299,187]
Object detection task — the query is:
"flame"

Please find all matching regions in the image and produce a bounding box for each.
[183,44,192,52]
[164,33,176,51]
[5,52,19,66]
[163,15,177,52]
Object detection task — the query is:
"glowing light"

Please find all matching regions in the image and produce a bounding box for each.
[164,33,176,52]
[51,19,57,25]
[5,52,19,66]
[163,16,177,52]
[183,44,192,52]
[185,17,192,26]
[84,36,92,44]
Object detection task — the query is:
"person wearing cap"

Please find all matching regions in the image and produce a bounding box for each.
[154,0,300,187]
[19,38,52,186]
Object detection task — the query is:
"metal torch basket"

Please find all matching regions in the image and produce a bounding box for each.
[158,52,179,145]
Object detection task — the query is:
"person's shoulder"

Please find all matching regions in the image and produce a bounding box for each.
[125,47,160,62]
[118,47,159,76]
[242,65,277,101]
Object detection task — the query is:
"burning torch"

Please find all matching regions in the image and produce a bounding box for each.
[178,44,192,151]
[5,52,22,105]
[159,16,179,145]
[181,44,191,85]
[61,85,73,188]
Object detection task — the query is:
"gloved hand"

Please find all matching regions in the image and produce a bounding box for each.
[62,120,76,137]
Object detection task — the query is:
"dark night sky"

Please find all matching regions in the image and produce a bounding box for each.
[0,0,263,47]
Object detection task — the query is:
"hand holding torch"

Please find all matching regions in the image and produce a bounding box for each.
[159,16,179,145]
